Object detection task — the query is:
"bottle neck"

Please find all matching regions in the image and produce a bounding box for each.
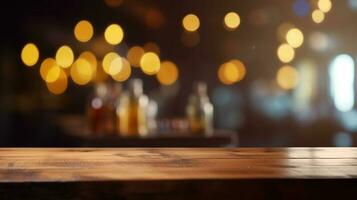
[128,79,143,97]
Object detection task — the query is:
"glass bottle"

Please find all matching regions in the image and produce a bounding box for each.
[186,82,214,136]
[117,79,149,137]
[87,82,118,135]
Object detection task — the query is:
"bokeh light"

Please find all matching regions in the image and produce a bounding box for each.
[71,58,93,85]
[277,43,295,63]
[79,51,97,80]
[277,23,295,42]
[224,12,241,30]
[317,0,332,13]
[329,54,355,112]
[293,0,310,17]
[112,58,131,82]
[309,32,329,51]
[109,56,123,75]
[286,28,304,48]
[40,58,61,83]
[127,46,145,67]
[21,43,39,67]
[312,9,325,23]
[182,14,200,32]
[156,61,179,85]
[143,42,160,55]
[140,52,161,75]
[74,20,94,42]
[230,59,246,82]
[102,52,120,75]
[276,65,299,90]
[46,68,68,95]
[104,24,124,45]
[55,45,74,68]
[218,60,246,85]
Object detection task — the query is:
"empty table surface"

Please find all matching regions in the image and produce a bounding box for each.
[1,147,357,183]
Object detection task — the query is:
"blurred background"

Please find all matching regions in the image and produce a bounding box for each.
[1,0,356,147]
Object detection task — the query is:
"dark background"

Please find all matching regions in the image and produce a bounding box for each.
[0,0,356,147]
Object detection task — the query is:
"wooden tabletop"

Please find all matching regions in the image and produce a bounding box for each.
[1,147,357,183]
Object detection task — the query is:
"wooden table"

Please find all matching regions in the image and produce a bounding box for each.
[1,148,357,199]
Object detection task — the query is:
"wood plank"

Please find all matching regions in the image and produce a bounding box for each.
[1,148,357,183]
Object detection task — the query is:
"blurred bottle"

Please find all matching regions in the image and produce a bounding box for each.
[186,82,214,136]
[146,99,158,135]
[87,82,121,135]
[117,79,149,137]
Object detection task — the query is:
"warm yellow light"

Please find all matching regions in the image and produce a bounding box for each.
[127,46,145,67]
[55,45,74,68]
[112,58,131,82]
[218,63,233,85]
[224,12,240,30]
[182,14,200,32]
[140,52,161,75]
[276,65,299,90]
[46,69,68,95]
[79,51,97,80]
[143,42,160,55]
[277,43,295,63]
[277,23,295,42]
[74,20,94,42]
[40,58,61,83]
[312,10,325,24]
[71,58,93,85]
[286,28,304,48]
[21,43,39,67]
[230,59,246,82]
[104,24,124,45]
[156,61,179,85]
[102,52,121,75]
[109,57,123,75]
[224,62,239,83]
[218,60,246,85]
[317,0,332,13]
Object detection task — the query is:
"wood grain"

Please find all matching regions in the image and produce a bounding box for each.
[1,148,357,183]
